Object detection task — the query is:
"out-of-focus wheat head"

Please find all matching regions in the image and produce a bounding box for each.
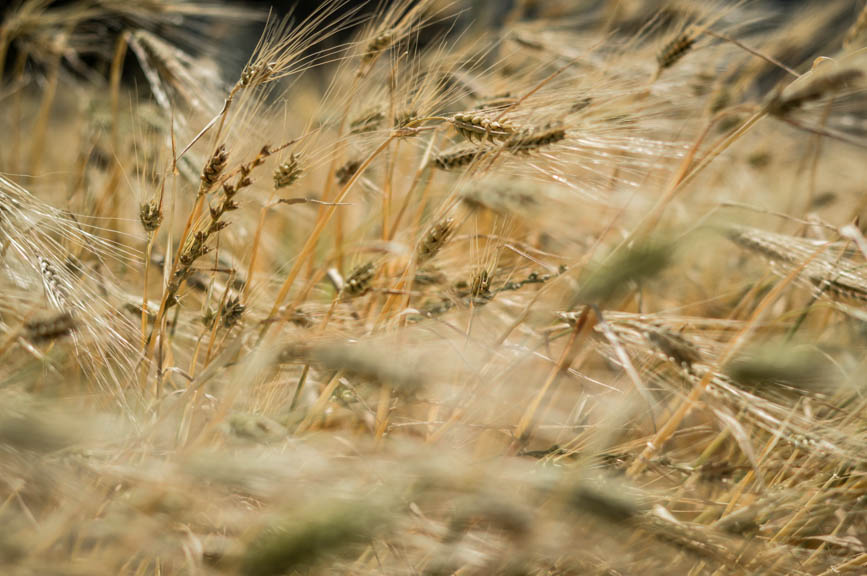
[1,0,867,574]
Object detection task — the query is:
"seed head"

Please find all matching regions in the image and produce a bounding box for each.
[240,61,275,88]
[273,154,303,189]
[657,32,696,71]
[139,200,162,233]
[221,296,245,329]
[336,159,361,185]
[452,113,517,142]
[418,217,455,263]
[350,108,385,134]
[394,109,418,129]
[362,30,395,65]
[39,257,66,306]
[434,146,486,171]
[24,312,76,343]
[200,145,229,195]
[179,231,210,267]
[202,307,217,328]
[645,327,701,368]
[343,262,376,297]
[506,123,566,153]
[767,69,864,117]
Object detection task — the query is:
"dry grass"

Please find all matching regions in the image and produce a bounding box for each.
[0,0,866,574]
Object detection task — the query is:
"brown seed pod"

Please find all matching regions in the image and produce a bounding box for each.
[139,200,162,233]
[506,123,566,153]
[240,61,275,88]
[767,69,864,117]
[362,30,395,65]
[24,312,76,343]
[350,108,385,133]
[178,231,210,268]
[645,327,701,368]
[336,159,362,185]
[452,113,517,142]
[657,32,696,71]
[434,146,486,170]
[418,217,455,263]
[39,257,66,306]
[810,276,867,303]
[221,296,245,329]
[199,145,229,195]
[394,109,418,129]
[343,262,376,297]
[273,154,303,189]
[474,92,518,110]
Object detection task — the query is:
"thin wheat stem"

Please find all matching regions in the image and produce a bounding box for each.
[627,238,834,477]
[109,32,129,155]
[260,134,397,341]
[510,307,593,453]
[28,40,62,177]
[704,30,799,78]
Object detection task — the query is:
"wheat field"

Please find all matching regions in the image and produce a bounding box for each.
[0,0,866,574]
